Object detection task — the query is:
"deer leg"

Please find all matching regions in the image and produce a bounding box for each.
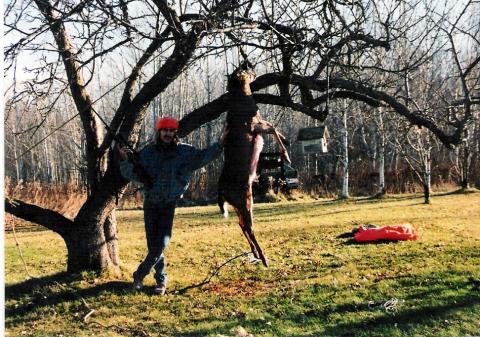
[233,206,260,259]
[253,124,290,164]
[244,227,268,267]
[236,193,268,267]
[249,134,264,185]
[272,129,291,164]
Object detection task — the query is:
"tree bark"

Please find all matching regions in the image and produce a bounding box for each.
[64,209,119,273]
[104,211,120,267]
[423,182,431,204]
[423,157,431,204]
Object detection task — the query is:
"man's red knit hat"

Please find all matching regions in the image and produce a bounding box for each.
[156,117,179,130]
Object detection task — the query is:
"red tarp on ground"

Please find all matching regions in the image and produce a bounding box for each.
[354,224,419,242]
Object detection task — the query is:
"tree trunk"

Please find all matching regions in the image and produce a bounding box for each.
[65,209,119,273]
[423,182,430,204]
[425,149,432,204]
[460,178,470,189]
[12,121,21,182]
[104,211,120,267]
[423,157,431,204]
[340,100,349,198]
[376,107,386,197]
[67,163,124,273]
[378,145,386,196]
[461,142,470,189]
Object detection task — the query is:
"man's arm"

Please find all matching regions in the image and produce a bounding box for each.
[118,146,153,187]
[188,125,228,170]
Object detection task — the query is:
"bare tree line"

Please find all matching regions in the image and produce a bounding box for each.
[5,49,479,199]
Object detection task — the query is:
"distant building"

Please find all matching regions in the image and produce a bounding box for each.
[296,125,329,155]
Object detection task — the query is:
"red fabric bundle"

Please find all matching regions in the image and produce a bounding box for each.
[354,224,418,242]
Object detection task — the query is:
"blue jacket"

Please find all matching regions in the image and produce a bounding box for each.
[120,142,222,206]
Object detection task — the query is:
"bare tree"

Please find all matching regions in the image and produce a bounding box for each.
[443,8,480,189]
[394,125,435,204]
[4,0,476,273]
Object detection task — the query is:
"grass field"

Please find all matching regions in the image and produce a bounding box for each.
[4,192,480,337]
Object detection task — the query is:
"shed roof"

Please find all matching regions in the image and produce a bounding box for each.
[297,126,329,141]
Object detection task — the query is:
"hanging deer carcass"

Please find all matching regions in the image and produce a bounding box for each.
[218,64,290,267]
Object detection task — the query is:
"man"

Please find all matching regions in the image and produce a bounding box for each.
[118,116,226,295]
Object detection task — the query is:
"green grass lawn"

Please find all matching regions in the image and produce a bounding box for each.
[5,192,480,337]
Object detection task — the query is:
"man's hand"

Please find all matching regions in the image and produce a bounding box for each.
[117,146,130,161]
[236,70,256,85]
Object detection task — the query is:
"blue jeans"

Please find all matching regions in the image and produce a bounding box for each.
[133,203,176,285]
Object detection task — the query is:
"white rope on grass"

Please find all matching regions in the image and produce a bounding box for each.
[368,297,399,314]
[383,298,399,314]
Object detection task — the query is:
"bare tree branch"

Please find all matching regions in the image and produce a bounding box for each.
[5,198,74,235]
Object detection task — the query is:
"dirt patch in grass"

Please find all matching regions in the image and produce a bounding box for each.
[205,280,275,298]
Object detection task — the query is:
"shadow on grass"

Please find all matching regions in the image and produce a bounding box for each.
[344,194,424,203]
[294,292,480,337]
[256,207,368,221]
[5,269,480,336]
[254,203,388,220]
[5,273,132,324]
[169,293,480,337]
[177,279,480,337]
[435,188,479,197]
[177,195,433,226]
[339,238,403,245]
